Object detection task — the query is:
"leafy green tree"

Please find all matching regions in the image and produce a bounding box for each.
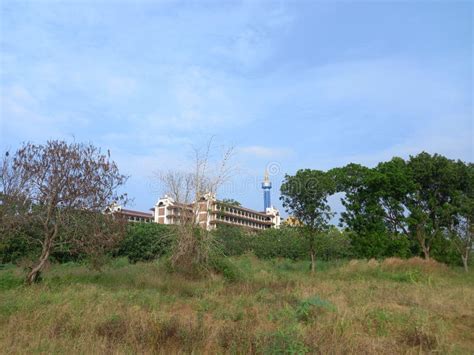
[330,163,409,258]
[405,153,465,259]
[444,162,473,271]
[333,153,470,262]
[280,169,335,271]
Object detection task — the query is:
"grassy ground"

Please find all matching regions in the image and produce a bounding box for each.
[0,256,473,354]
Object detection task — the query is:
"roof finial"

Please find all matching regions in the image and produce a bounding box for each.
[264,168,270,183]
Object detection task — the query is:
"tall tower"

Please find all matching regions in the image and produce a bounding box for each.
[262,169,272,210]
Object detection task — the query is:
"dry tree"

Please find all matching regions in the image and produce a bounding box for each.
[0,140,128,283]
[155,137,235,275]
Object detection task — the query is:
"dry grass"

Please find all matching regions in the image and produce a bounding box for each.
[0,256,473,354]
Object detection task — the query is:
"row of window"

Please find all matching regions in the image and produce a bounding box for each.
[216,214,269,229]
[127,216,152,223]
[216,205,268,221]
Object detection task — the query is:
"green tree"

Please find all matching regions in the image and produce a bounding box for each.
[280,169,335,272]
[330,163,410,258]
[445,162,473,271]
[405,153,464,259]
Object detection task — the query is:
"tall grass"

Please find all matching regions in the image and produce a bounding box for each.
[1,256,473,353]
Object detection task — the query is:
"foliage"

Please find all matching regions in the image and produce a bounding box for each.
[331,153,472,266]
[213,225,352,262]
[0,225,42,264]
[209,256,243,282]
[212,225,252,256]
[280,169,336,271]
[252,227,307,260]
[348,231,411,259]
[118,223,175,263]
[280,169,335,230]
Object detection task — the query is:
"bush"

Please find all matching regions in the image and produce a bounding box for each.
[348,231,411,259]
[315,228,353,261]
[295,296,336,322]
[213,225,252,256]
[0,226,42,264]
[118,223,175,263]
[213,226,353,262]
[429,234,462,266]
[252,228,306,260]
[210,256,243,282]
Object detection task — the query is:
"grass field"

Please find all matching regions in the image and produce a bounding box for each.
[0,256,473,354]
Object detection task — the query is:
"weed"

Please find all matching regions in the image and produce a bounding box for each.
[95,315,128,342]
[0,256,472,353]
[295,296,336,322]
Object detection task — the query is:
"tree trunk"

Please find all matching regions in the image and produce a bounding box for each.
[416,226,430,260]
[26,248,50,284]
[461,253,469,273]
[26,228,55,284]
[421,244,430,260]
[310,251,316,273]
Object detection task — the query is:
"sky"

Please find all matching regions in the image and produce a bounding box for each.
[0,0,472,218]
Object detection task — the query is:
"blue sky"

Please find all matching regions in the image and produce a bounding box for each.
[0,0,472,217]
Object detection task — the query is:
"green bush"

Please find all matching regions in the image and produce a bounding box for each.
[118,223,175,263]
[0,226,42,264]
[214,226,353,262]
[348,231,411,259]
[295,295,336,322]
[252,228,306,260]
[210,256,243,282]
[213,225,252,256]
[430,234,462,266]
[314,228,353,261]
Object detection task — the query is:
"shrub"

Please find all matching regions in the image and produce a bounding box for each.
[295,296,336,322]
[210,256,243,282]
[429,234,462,266]
[0,226,43,264]
[214,226,353,262]
[213,225,252,256]
[315,228,353,261]
[118,223,174,263]
[348,231,411,259]
[252,228,306,260]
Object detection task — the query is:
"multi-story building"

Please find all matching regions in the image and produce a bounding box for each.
[155,171,280,230]
[107,205,154,223]
[113,171,281,230]
[154,193,280,231]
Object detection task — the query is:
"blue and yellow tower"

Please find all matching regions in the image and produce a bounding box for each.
[262,169,272,210]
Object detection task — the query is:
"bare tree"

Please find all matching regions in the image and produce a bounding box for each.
[156,138,235,275]
[0,141,128,283]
